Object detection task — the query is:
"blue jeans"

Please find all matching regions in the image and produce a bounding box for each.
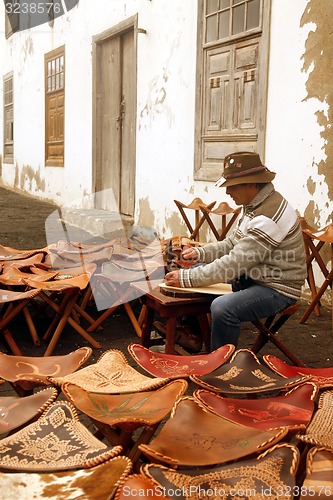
[210,277,297,351]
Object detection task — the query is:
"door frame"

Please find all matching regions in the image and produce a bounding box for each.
[92,14,138,216]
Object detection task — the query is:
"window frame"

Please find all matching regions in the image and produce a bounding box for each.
[3,72,14,164]
[44,45,65,167]
[194,0,271,182]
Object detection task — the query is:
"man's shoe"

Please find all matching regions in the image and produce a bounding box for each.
[152,321,203,353]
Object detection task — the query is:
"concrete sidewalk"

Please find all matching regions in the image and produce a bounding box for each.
[0,185,332,369]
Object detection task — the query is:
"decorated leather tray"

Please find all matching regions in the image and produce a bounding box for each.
[0,245,47,260]
[0,387,58,435]
[0,401,122,471]
[0,288,40,304]
[0,455,132,499]
[128,343,235,379]
[0,347,92,391]
[114,474,170,500]
[50,349,171,393]
[141,443,299,499]
[190,349,311,395]
[264,354,333,389]
[62,379,188,430]
[23,272,90,291]
[193,381,317,431]
[303,447,333,497]
[139,396,288,467]
[0,267,58,286]
[297,391,333,449]
[1,253,45,270]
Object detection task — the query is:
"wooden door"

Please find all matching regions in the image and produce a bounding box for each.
[94,26,136,216]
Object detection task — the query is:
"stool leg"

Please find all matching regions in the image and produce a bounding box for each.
[165,317,178,354]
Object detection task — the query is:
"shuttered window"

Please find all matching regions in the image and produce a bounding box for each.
[3,73,14,163]
[195,0,271,181]
[45,46,65,166]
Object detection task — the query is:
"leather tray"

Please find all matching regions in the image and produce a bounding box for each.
[141,443,299,499]
[0,455,132,499]
[264,354,333,389]
[190,349,311,395]
[0,401,122,471]
[193,381,317,431]
[50,349,171,393]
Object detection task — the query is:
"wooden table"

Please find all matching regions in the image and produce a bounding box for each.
[131,280,216,354]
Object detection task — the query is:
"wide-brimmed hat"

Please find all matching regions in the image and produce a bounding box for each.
[215,152,276,187]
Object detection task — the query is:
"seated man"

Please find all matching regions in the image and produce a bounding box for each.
[164,152,307,351]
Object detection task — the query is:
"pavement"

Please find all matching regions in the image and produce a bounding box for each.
[0,185,332,376]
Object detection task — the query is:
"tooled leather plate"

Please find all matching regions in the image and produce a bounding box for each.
[190,349,311,395]
[0,455,132,499]
[62,379,188,429]
[141,443,299,500]
[0,347,92,392]
[264,354,333,389]
[0,401,122,471]
[139,396,288,467]
[50,349,171,393]
[297,391,333,449]
[0,387,58,435]
[128,343,235,379]
[193,381,318,431]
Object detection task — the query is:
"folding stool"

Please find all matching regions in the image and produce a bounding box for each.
[174,198,216,241]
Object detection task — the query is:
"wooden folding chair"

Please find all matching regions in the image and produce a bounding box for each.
[174,197,216,241]
[199,201,241,241]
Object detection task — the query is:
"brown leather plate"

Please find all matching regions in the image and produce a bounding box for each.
[0,401,122,471]
[191,349,311,395]
[264,354,333,389]
[142,443,299,499]
[194,381,317,431]
[62,379,188,429]
[50,349,171,393]
[0,455,132,499]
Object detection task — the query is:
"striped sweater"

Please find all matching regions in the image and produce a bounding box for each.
[179,183,307,299]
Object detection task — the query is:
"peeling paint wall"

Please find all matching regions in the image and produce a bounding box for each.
[0,0,332,243]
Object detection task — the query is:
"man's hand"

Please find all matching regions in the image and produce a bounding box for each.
[182,246,199,262]
[164,270,181,287]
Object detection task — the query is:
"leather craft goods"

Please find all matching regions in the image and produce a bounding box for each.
[114,474,170,500]
[62,379,188,430]
[297,391,333,449]
[0,245,47,261]
[141,443,300,500]
[190,348,311,395]
[62,380,188,462]
[0,266,59,286]
[0,455,132,500]
[302,447,333,499]
[0,347,92,396]
[173,198,216,241]
[199,201,241,241]
[0,401,122,471]
[0,387,58,435]
[264,354,333,390]
[139,396,288,467]
[50,349,171,393]
[193,381,318,432]
[128,343,235,379]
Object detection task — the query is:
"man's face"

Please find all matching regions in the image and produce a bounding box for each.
[225,183,259,205]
